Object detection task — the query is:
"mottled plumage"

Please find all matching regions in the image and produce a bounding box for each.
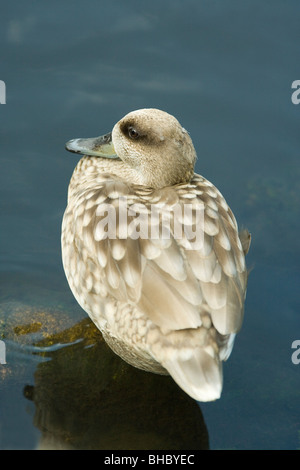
[62,108,250,401]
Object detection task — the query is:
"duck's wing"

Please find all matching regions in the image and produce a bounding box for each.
[70,175,249,401]
[137,176,249,336]
[137,176,250,402]
[74,174,249,334]
[178,175,250,336]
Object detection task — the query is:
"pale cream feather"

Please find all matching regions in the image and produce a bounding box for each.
[62,108,250,402]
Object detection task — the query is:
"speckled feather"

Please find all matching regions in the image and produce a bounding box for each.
[62,108,250,402]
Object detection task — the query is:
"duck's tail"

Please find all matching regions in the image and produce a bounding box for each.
[162,348,223,402]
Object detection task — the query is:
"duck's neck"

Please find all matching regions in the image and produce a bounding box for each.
[67,156,145,201]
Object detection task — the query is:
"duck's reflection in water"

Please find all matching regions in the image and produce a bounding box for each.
[24,319,209,450]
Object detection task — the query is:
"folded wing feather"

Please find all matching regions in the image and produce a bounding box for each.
[74,175,249,401]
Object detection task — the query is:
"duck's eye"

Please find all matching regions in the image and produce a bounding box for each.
[128,126,140,139]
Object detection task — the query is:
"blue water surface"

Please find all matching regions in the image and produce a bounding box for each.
[0,0,299,450]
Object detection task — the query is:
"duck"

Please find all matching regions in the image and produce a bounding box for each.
[61,108,250,402]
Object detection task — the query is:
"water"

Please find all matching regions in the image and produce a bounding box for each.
[0,0,299,450]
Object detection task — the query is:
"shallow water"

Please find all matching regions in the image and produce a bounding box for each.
[0,0,299,450]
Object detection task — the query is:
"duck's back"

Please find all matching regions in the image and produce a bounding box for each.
[61,170,250,401]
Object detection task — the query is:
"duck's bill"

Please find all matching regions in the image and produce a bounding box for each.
[65,132,118,158]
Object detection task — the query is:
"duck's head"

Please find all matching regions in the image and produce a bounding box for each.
[66,108,197,189]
